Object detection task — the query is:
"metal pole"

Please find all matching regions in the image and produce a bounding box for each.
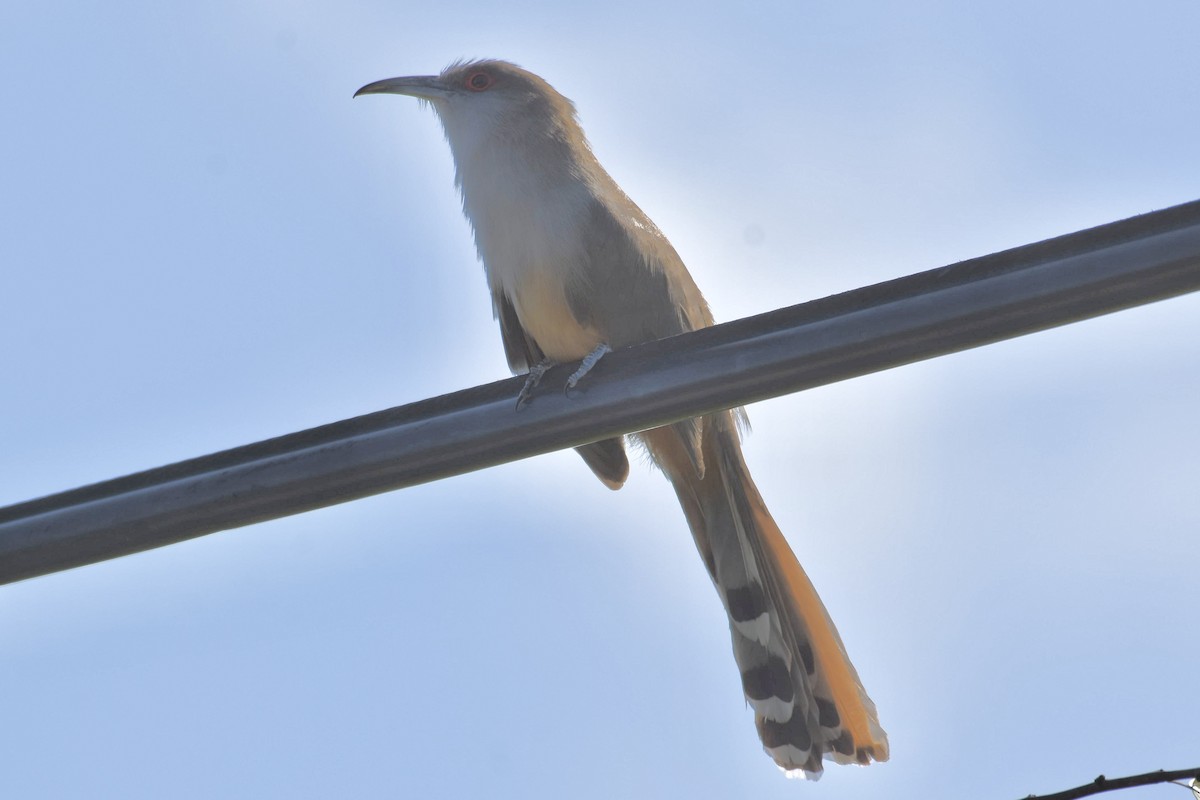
[3,199,1200,585]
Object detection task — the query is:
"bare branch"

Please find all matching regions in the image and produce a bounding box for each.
[1024,767,1200,800]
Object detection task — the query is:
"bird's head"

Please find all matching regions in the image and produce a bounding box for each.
[355,59,582,160]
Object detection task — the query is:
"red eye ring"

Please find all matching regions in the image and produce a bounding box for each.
[465,71,493,92]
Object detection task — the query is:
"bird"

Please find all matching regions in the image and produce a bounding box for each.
[355,59,888,778]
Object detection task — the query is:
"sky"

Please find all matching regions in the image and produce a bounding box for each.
[2,1,1198,798]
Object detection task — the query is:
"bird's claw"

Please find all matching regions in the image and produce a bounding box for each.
[516,344,612,408]
[564,343,612,397]
[516,360,552,410]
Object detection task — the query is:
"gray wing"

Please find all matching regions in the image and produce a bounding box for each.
[494,290,630,490]
[495,288,543,373]
[565,196,712,475]
[566,195,713,346]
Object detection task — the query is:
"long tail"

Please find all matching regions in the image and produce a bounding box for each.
[638,412,888,778]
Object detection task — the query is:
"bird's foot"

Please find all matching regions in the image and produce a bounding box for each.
[564,343,612,396]
[516,359,554,410]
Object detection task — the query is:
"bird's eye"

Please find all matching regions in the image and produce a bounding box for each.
[466,71,493,92]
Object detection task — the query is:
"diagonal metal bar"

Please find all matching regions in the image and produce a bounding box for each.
[3,199,1200,585]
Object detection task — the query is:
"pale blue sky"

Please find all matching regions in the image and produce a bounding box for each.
[2,1,1198,798]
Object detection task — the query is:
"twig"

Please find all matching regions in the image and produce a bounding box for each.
[1024,767,1200,800]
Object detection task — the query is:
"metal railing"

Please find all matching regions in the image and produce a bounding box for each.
[3,199,1199,585]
